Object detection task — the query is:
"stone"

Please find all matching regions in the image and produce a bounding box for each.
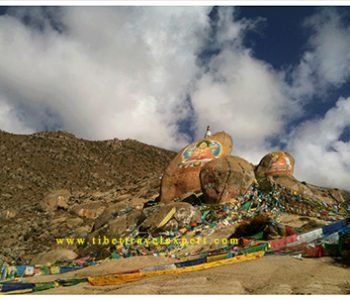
[142,206,161,218]
[163,219,179,231]
[129,197,148,209]
[174,203,201,227]
[255,151,295,177]
[115,193,133,202]
[72,202,106,220]
[272,175,314,196]
[141,202,201,231]
[57,196,68,209]
[254,174,344,210]
[66,217,84,229]
[50,216,68,225]
[329,189,346,203]
[78,209,98,219]
[269,175,342,207]
[160,131,233,203]
[40,189,71,212]
[256,176,275,193]
[0,209,16,220]
[200,155,256,204]
[107,209,145,237]
[93,201,130,230]
[75,225,91,236]
[31,249,78,265]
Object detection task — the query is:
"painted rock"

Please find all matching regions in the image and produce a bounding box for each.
[140,202,201,231]
[160,131,233,203]
[255,151,295,177]
[200,155,256,204]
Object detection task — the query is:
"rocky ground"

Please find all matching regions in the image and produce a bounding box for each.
[0,129,175,264]
[0,129,349,295]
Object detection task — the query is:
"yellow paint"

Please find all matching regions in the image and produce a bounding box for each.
[157,207,176,228]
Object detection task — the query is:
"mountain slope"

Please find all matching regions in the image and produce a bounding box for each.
[0,130,175,207]
[0,130,175,263]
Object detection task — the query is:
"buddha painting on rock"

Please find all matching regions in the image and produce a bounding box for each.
[179,140,222,168]
[267,152,293,176]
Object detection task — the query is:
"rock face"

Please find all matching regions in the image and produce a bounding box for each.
[39,189,71,212]
[255,151,295,178]
[200,155,256,204]
[160,132,233,203]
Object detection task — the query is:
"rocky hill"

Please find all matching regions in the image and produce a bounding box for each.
[0,129,349,267]
[0,129,349,295]
[0,129,175,202]
[0,129,175,263]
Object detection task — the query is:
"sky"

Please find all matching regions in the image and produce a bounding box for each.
[0,5,349,190]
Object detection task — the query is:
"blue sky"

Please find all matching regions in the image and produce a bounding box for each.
[0,6,349,189]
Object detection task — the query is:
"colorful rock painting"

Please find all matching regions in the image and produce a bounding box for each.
[265,152,293,176]
[178,140,222,168]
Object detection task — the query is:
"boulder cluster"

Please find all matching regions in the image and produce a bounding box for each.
[160,131,301,205]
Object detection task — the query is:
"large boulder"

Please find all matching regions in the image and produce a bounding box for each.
[160,131,233,203]
[255,151,295,178]
[200,155,256,204]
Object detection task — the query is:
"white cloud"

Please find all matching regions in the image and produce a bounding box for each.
[287,97,350,189]
[0,94,33,133]
[191,8,298,163]
[215,7,256,46]
[0,7,210,149]
[290,9,350,101]
[283,8,350,190]
[192,48,298,163]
